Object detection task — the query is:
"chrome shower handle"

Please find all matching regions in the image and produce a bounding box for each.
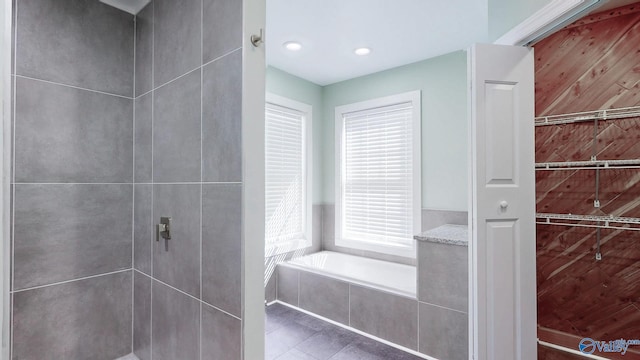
[157,217,171,241]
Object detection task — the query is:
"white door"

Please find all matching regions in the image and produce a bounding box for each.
[469,43,536,360]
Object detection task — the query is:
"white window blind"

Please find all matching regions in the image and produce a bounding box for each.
[341,102,415,247]
[265,102,307,248]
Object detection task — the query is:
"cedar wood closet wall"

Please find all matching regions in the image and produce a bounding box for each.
[534,3,640,359]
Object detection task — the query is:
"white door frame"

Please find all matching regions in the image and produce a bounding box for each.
[241,0,266,358]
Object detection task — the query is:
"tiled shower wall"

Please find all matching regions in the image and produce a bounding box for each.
[11,0,134,359]
[132,0,244,359]
[10,0,246,359]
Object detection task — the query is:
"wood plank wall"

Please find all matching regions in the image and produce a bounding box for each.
[534,3,640,359]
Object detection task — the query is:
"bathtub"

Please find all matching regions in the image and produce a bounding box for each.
[281,251,416,298]
[275,251,426,356]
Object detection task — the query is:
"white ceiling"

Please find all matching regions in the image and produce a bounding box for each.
[265,0,640,86]
[266,0,488,86]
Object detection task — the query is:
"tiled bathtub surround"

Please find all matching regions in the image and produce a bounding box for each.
[132,0,244,359]
[277,266,420,351]
[12,0,134,358]
[275,220,469,360]
[264,204,323,304]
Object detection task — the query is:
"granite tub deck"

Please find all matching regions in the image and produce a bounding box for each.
[276,228,470,360]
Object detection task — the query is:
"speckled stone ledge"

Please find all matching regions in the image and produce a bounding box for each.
[414,224,468,246]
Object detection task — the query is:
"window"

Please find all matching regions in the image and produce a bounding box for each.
[265,94,312,256]
[335,91,421,257]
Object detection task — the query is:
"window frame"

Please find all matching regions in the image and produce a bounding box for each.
[264,93,313,257]
[334,91,421,258]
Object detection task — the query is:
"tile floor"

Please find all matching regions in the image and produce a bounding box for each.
[266,303,424,360]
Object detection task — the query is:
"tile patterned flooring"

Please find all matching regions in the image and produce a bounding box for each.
[266,303,424,360]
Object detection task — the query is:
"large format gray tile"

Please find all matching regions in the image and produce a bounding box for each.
[276,349,318,360]
[153,0,201,86]
[328,343,385,360]
[321,204,337,250]
[153,70,201,182]
[12,271,132,360]
[135,185,152,275]
[202,0,242,63]
[202,184,242,316]
[421,209,468,231]
[349,285,418,350]
[418,302,468,360]
[202,51,242,182]
[312,204,323,252]
[153,184,200,297]
[135,1,153,96]
[201,303,241,360]
[15,77,133,183]
[135,93,152,183]
[16,0,133,96]
[266,270,277,303]
[299,272,349,325]
[152,280,200,360]
[276,266,299,306]
[417,241,468,312]
[295,327,355,360]
[134,272,152,360]
[14,184,132,290]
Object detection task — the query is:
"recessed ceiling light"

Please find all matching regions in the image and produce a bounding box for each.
[283,41,302,51]
[354,47,371,56]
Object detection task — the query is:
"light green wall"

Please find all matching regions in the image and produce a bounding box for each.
[266,66,325,203]
[322,51,468,211]
[267,50,468,211]
[489,0,552,41]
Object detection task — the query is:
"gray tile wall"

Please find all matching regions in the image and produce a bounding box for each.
[16,0,134,96]
[318,204,468,266]
[12,0,135,358]
[132,0,245,359]
[13,271,133,360]
[349,285,418,350]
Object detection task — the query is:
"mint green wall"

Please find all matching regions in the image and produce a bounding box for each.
[267,50,468,211]
[322,51,468,211]
[489,0,552,41]
[266,66,325,203]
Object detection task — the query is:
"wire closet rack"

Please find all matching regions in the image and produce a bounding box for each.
[534,105,640,260]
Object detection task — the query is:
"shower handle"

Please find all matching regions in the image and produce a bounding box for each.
[158,217,171,241]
